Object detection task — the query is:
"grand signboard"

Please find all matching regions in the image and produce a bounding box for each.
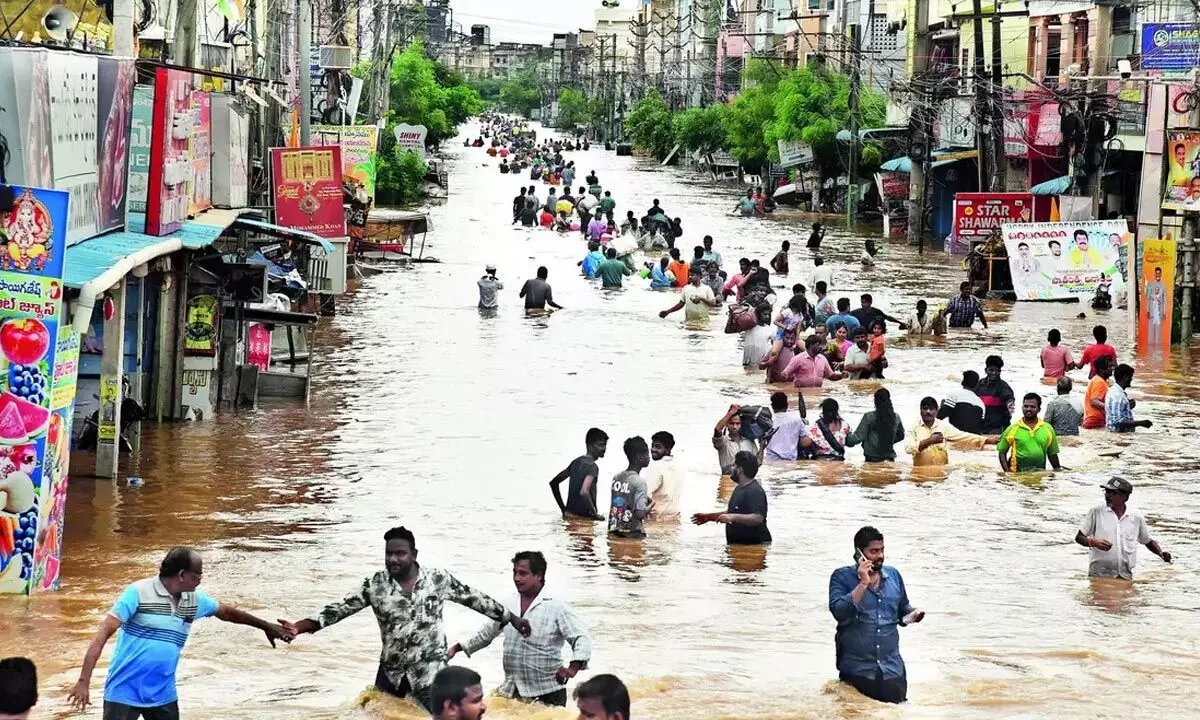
[1001,220,1128,301]
[270,146,347,238]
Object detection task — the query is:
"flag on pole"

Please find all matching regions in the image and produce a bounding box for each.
[216,0,244,23]
[1049,197,1060,222]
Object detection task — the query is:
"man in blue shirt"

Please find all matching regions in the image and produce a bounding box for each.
[828,526,925,704]
[68,547,291,719]
[824,298,862,336]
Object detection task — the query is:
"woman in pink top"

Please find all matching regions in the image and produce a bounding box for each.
[1039,329,1076,378]
[782,335,845,388]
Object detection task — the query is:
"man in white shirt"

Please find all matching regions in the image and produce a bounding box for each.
[742,307,775,368]
[647,431,684,521]
[1075,477,1171,580]
[451,552,592,707]
[764,391,807,462]
[809,256,834,292]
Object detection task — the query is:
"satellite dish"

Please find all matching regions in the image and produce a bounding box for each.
[42,6,78,41]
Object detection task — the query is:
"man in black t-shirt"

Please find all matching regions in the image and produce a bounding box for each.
[550,428,608,519]
[691,450,771,545]
[849,294,904,333]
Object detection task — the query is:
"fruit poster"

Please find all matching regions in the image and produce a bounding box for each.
[270,146,347,238]
[0,186,76,595]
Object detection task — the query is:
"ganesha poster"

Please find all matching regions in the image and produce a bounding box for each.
[0,186,79,594]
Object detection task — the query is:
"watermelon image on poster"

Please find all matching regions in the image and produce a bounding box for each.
[0,392,50,444]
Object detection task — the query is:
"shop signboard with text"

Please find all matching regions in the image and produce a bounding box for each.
[146,68,195,236]
[0,187,80,595]
[953,193,1033,252]
[312,124,379,201]
[393,123,428,161]
[1141,23,1200,71]
[270,146,347,238]
[1001,220,1128,301]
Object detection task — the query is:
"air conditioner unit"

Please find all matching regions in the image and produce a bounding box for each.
[319,45,354,69]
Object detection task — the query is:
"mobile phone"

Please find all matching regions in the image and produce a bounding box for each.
[854,548,866,566]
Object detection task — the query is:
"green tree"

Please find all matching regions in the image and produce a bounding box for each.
[499,69,541,117]
[556,88,593,129]
[764,67,886,181]
[624,90,675,160]
[673,106,726,154]
[467,75,503,103]
[387,42,482,147]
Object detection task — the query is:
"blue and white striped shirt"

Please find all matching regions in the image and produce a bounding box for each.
[105,577,219,706]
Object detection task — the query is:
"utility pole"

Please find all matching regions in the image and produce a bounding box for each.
[298,0,312,143]
[113,0,134,56]
[971,0,987,190]
[990,0,1006,189]
[847,22,861,227]
[906,0,932,249]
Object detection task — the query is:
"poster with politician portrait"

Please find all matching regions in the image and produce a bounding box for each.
[1002,220,1128,301]
[1139,237,1176,355]
[1163,130,1200,211]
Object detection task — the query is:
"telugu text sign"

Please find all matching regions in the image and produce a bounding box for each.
[1002,220,1127,301]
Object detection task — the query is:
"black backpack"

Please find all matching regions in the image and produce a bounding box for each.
[738,405,774,440]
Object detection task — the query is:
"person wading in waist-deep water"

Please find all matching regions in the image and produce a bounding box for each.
[428,666,486,720]
[848,388,905,462]
[68,547,292,720]
[975,355,1015,434]
[712,405,762,475]
[550,428,608,520]
[828,526,925,704]
[997,393,1064,473]
[574,674,631,720]
[279,527,532,713]
[608,436,653,539]
[1074,477,1172,581]
[646,430,684,521]
[692,450,771,545]
[520,266,564,313]
[450,551,592,708]
[477,265,503,311]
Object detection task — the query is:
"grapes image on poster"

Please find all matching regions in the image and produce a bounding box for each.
[0,185,74,595]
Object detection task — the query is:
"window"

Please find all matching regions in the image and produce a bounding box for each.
[1046,28,1061,78]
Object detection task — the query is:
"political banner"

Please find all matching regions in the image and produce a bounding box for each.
[1162,130,1200,211]
[953,193,1033,252]
[1001,220,1128,301]
[1139,238,1176,354]
[270,146,347,238]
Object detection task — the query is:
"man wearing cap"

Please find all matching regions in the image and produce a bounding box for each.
[478,266,503,310]
[1075,478,1172,580]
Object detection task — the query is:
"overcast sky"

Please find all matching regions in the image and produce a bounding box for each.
[450,0,600,44]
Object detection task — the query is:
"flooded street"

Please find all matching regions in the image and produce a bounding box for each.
[7,121,1200,719]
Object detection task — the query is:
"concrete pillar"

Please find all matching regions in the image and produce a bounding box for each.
[1059,14,1074,80]
[1090,6,1111,74]
[95,283,126,479]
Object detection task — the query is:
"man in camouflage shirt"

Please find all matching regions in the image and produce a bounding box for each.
[282,527,531,711]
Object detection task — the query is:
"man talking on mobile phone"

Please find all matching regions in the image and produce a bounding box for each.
[828,526,924,704]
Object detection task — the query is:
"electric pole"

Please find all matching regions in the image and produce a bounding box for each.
[971,0,987,190]
[299,0,312,143]
[847,22,861,227]
[990,0,1007,189]
[906,0,932,249]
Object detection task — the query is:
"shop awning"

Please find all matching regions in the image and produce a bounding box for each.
[836,127,907,142]
[126,210,249,248]
[233,218,335,255]
[879,151,977,173]
[1031,175,1072,195]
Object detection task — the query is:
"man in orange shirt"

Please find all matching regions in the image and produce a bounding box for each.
[1082,356,1115,429]
[666,247,689,287]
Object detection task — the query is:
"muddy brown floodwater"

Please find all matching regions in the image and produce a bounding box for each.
[6,121,1200,719]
